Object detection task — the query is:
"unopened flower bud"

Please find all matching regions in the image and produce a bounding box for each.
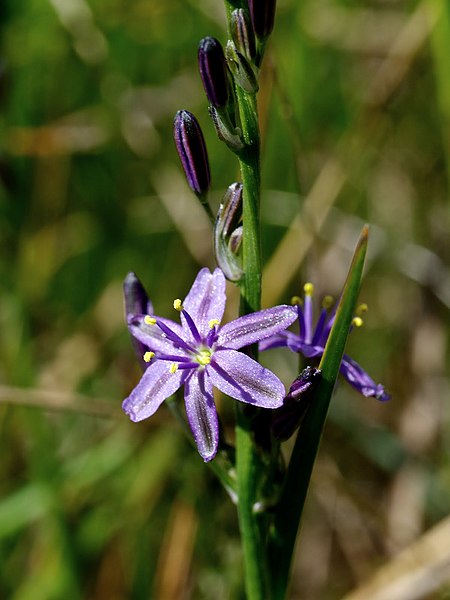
[209,106,244,151]
[173,110,211,198]
[214,182,244,282]
[225,41,259,94]
[124,272,153,318]
[230,9,256,62]
[123,272,153,369]
[198,37,230,108]
[248,0,277,39]
[271,366,321,441]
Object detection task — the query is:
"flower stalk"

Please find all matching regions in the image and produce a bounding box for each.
[231,34,268,600]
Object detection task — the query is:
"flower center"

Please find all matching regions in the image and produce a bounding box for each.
[196,349,212,366]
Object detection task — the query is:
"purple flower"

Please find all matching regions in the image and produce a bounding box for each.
[123,268,297,462]
[260,283,390,402]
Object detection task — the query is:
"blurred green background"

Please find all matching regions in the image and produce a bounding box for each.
[0,0,449,598]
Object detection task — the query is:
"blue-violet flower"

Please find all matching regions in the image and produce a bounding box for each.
[123,268,297,461]
[260,283,390,402]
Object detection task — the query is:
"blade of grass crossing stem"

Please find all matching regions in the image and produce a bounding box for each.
[269,225,369,600]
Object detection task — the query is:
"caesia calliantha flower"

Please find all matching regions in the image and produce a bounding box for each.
[123,268,297,461]
[260,283,390,402]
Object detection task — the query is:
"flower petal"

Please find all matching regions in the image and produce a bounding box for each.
[341,355,391,401]
[259,330,300,352]
[284,334,324,359]
[128,315,189,358]
[181,268,226,338]
[209,349,285,408]
[122,360,185,421]
[217,305,297,349]
[184,369,219,462]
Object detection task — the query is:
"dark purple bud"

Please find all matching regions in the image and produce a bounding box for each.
[173,110,211,197]
[198,37,230,108]
[225,41,259,94]
[123,272,153,370]
[249,0,277,39]
[208,106,244,151]
[271,366,321,441]
[230,9,256,62]
[214,182,243,282]
[123,272,153,318]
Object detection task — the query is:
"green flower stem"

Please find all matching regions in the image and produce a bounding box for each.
[236,88,261,314]
[269,227,369,600]
[233,83,269,600]
[235,408,269,600]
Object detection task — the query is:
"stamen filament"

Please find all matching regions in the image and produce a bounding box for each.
[156,319,196,352]
[181,309,202,344]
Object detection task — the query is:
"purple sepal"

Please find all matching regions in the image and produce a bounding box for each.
[217,305,297,349]
[184,370,219,462]
[210,350,285,409]
[341,355,391,402]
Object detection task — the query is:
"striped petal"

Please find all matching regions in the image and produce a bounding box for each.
[128,315,190,358]
[218,305,297,349]
[122,360,185,421]
[181,268,226,338]
[184,369,219,462]
[208,349,284,408]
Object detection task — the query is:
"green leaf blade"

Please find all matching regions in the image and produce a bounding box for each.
[269,225,369,600]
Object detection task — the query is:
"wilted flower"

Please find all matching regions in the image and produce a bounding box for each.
[214,182,243,281]
[225,41,259,94]
[260,283,390,402]
[230,9,256,62]
[271,366,321,441]
[123,268,297,461]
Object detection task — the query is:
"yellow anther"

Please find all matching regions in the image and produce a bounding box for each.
[356,303,368,316]
[291,295,302,306]
[144,315,157,326]
[352,316,363,328]
[173,298,183,311]
[304,282,314,296]
[322,295,334,309]
[208,319,220,329]
[197,350,211,366]
[143,351,155,363]
[169,362,178,374]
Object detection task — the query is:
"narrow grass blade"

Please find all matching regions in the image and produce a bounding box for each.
[269,225,369,599]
